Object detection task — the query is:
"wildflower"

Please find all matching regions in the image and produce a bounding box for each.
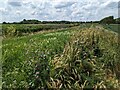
[36,75,39,79]
[36,72,39,75]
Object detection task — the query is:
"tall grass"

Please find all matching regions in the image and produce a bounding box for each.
[2,24,120,89]
[2,27,77,89]
[2,24,76,37]
[48,26,119,89]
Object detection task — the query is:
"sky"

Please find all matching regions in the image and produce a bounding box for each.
[0,0,119,22]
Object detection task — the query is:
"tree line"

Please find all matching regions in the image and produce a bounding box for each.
[2,16,120,24]
[100,16,120,24]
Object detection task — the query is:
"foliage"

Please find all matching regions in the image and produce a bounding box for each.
[3,25,16,37]
[115,18,120,24]
[2,27,77,89]
[100,16,116,24]
[48,25,120,89]
[101,24,120,33]
[2,24,120,89]
[2,24,76,37]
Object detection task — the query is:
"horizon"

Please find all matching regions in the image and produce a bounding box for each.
[1,16,118,24]
[0,0,119,23]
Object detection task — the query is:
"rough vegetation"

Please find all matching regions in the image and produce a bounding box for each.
[2,24,76,37]
[2,24,120,89]
[49,25,120,89]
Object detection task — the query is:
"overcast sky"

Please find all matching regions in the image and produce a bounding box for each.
[0,0,119,22]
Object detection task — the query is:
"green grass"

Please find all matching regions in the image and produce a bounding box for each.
[2,27,79,88]
[101,24,120,33]
[2,24,120,89]
[2,24,76,37]
[49,26,119,89]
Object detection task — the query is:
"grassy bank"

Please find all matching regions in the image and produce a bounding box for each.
[2,24,120,89]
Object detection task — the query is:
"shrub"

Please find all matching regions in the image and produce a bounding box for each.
[5,25,16,37]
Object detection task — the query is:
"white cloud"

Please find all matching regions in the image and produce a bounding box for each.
[0,0,119,22]
[54,1,76,9]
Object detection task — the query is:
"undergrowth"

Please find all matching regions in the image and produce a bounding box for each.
[48,26,120,89]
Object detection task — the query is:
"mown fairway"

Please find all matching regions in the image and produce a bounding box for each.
[2,24,120,89]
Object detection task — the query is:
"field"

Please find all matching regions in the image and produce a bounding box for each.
[1,23,120,89]
[102,24,120,33]
[2,24,77,37]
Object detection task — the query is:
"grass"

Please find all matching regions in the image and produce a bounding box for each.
[2,26,79,88]
[2,24,76,37]
[2,24,120,89]
[49,25,119,89]
[101,24,120,33]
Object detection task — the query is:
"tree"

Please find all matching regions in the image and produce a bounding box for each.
[3,22,7,24]
[23,19,26,22]
[115,18,120,24]
[100,16,115,24]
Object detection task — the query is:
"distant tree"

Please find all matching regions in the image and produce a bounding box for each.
[23,19,26,22]
[3,22,7,24]
[20,19,41,24]
[115,18,120,24]
[100,16,115,24]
